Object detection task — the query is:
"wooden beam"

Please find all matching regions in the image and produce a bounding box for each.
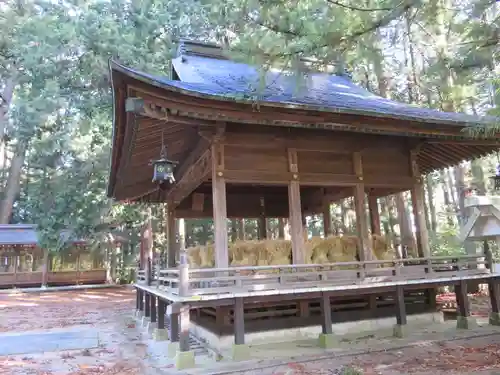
[323,199,332,236]
[410,150,431,258]
[150,294,157,323]
[212,143,229,268]
[157,298,165,330]
[288,148,305,264]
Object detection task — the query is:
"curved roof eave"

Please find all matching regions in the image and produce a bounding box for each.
[109,60,497,129]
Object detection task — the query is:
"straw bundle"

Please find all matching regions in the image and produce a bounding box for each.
[185,234,397,268]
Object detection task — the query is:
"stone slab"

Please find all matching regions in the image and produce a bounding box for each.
[0,329,99,356]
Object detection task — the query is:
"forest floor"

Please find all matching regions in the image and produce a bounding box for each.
[0,287,500,375]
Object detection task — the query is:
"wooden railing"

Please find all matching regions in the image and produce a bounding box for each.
[135,254,492,297]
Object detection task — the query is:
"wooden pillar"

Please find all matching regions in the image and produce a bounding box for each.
[410,150,430,258]
[368,195,381,235]
[288,149,305,264]
[167,209,177,267]
[136,289,140,310]
[323,201,332,237]
[278,218,285,239]
[489,279,500,325]
[258,216,267,240]
[455,280,472,329]
[234,298,245,345]
[170,312,179,342]
[320,293,332,334]
[179,307,191,352]
[394,286,407,337]
[212,143,229,268]
[157,298,165,330]
[138,289,144,312]
[237,219,245,240]
[150,294,157,324]
[144,293,151,318]
[353,152,374,262]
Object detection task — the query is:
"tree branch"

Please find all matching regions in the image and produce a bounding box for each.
[325,0,395,12]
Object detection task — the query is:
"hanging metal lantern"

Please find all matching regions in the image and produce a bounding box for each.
[151,131,178,188]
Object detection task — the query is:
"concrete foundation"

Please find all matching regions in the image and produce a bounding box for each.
[134,309,144,319]
[456,316,477,329]
[318,333,337,348]
[167,342,179,358]
[141,316,150,327]
[489,312,500,326]
[190,312,443,353]
[231,344,251,361]
[393,324,407,338]
[174,350,195,370]
[152,328,168,341]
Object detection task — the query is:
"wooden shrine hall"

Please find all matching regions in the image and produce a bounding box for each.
[108,40,500,368]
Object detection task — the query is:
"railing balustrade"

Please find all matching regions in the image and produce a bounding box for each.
[135,254,492,297]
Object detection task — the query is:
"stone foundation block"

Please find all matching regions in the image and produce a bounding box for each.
[146,321,157,334]
[456,315,477,330]
[231,344,251,361]
[141,316,150,327]
[174,350,195,370]
[167,342,179,358]
[489,312,500,326]
[318,333,337,349]
[134,310,144,319]
[152,328,168,341]
[393,324,407,338]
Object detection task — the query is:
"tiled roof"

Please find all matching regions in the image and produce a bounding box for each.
[0,224,83,246]
[110,41,496,127]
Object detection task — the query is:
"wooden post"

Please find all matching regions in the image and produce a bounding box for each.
[179,250,189,296]
[288,149,305,264]
[167,209,177,268]
[278,218,285,239]
[145,292,151,318]
[455,280,472,329]
[410,150,430,258]
[488,280,500,325]
[323,201,332,237]
[170,312,180,342]
[41,248,49,287]
[136,289,140,310]
[393,286,407,337]
[179,306,191,352]
[368,195,381,235]
[234,298,245,345]
[237,219,245,240]
[353,152,374,262]
[138,290,144,312]
[212,143,229,268]
[320,293,332,335]
[318,292,334,348]
[150,294,157,324]
[258,216,267,240]
[157,298,165,330]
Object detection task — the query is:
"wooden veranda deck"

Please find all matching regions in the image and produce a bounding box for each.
[135,254,495,302]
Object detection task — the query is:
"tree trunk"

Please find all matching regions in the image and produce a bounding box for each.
[0,144,25,223]
[395,193,413,252]
[230,219,238,242]
[0,76,16,186]
[41,248,49,287]
[440,170,454,227]
[237,219,245,240]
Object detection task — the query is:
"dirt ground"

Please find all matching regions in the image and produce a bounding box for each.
[1,287,500,375]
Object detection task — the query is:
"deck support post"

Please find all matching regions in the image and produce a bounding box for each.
[353,152,374,263]
[393,286,407,337]
[455,280,475,329]
[288,149,305,263]
[142,292,151,327]
[148,294,157,333]
[174,306,195,369]
[153,298,168,341]
[318,292,336,348]
[409,150,431,258]
[135,289,144,318]
[212,143,229,268]
[232,297,249,360]
[488,279,500,325]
